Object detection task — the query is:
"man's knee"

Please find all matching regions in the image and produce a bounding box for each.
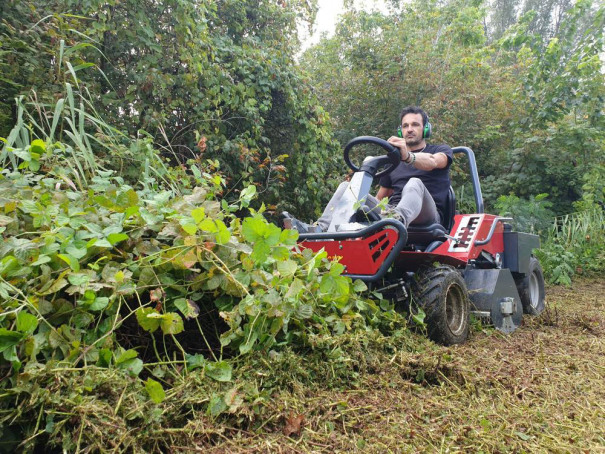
[405,177,426,194]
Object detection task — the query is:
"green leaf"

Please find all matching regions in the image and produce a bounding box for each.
[279,228,299,246]
[242,216,267,242]
[90,297,109,311]
[353,280,368,292]
[116,349,138,365]
[180,222,198,235]
[239,331,258,354]
[66,244,87,259]
[296,304,313,319]
[251,241,271,263]
[186,353,206,371]
[205,360,232,382]
[191,207,206,224]
[277,260,297,278]
[285,278,304,299]
[271,246,290,261]
[16,312,38,335]
[0,329,24,352]
[208,393,227,416]
[199,218,217,233]
[0,215,15,226]
[174,298,200,319]
[264,224,282,246]
[515,431,531,441]
[97,348,113,367]
[115,349,144,376]
[160,312,184,335]
[136,307,161,332]
[94,239,113,248]
[57,254,80,272]
[411,306,426,325]
[107,233,128,245]
[38,277,69,296]
[239,185,257,204]
[119,358,143,377]
[30,139,46,154]
[215,219,230,245]
[329,262,345,276]
[20,200,39,214]
[145,378,166,404]
[31,255,51,266]
[0,256,19,277]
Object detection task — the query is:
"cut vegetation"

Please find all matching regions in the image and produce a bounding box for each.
[3,280,603,453]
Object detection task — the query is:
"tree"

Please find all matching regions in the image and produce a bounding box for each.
[0,0,340,219]
[302,0,604,213]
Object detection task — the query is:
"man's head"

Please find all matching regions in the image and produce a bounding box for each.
[399,106,430,147]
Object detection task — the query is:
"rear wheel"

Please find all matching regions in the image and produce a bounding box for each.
[515,256,545,315]
[410,265,470,345]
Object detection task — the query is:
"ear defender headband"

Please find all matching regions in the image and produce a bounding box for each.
[397,115,432,139]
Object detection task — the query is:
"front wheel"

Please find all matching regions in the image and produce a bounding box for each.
[515,256,546,315]
[410,265,470,345]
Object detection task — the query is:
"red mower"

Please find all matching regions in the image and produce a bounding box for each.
[297,137,546,345]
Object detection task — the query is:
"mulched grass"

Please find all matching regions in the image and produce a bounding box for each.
[204,278,605,453]
[5,279,603,453]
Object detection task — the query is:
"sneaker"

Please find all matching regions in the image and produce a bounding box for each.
[280,212,323,233]
[381,207,407,226]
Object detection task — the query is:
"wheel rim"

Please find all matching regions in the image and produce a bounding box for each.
[529,271,540,308]
[445,283,466,335]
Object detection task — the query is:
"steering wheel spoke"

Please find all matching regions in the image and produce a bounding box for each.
[343,136,402,178]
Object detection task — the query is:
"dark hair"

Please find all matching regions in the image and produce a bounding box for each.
[399,106,429,127]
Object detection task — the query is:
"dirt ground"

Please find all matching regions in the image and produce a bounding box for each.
[202,279,605,453]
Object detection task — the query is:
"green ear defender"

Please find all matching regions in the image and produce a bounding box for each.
[397,121,432,139]
[423,121,432,139]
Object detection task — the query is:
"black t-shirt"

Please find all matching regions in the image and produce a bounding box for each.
[378,143,453,221]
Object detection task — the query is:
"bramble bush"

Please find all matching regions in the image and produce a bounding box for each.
[0,87,404,449]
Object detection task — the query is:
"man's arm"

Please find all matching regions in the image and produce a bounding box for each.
[408,152,449,171]
[376,186,394,200]
[387,136,449,171]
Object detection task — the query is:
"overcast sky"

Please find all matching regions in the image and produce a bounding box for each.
[300,0,391,51]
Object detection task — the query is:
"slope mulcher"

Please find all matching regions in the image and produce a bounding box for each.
[295,137,545,345]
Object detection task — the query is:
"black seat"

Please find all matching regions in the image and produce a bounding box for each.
[406,186,456,245]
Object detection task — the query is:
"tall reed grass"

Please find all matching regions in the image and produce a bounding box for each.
[537,207,605,285]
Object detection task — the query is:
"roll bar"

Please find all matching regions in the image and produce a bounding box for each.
[452,147,484,214]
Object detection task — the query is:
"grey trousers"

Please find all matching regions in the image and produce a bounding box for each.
[317,177,440,230]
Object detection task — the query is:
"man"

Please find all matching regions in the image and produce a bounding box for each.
[283,106,453,232]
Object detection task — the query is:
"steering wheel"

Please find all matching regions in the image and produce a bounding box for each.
[343,136,402,179]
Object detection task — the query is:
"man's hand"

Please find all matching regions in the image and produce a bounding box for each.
[387,136,410,161]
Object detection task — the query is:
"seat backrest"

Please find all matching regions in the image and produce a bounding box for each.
[405,186,456,245]
[443,186,456,232]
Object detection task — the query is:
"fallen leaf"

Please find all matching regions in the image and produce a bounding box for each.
[283,413,304,437]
